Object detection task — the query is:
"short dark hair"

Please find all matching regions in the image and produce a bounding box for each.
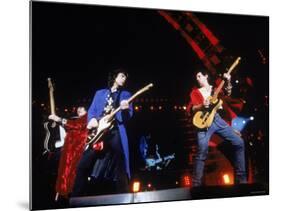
[107,68,129,87]
[194,69,214,86]
[77,106,86,110]
[195,69,209,77]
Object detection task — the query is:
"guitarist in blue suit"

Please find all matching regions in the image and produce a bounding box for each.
[72,68,133,196]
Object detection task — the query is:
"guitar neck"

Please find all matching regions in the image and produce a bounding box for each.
[49,90,55,115]
[47,78,56,115]
[213,80,225,99]
[108,83,153,119]
[213,57,241,99]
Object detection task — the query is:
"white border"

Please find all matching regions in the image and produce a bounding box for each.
[0,0,279,211]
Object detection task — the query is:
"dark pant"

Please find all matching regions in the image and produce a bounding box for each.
[192,114,247,187]
[91,129,129,193]
[71,148,97,197]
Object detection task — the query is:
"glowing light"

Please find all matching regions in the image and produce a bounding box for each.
[250,116,254,121]
[132,181,141,193]
[223,174,231,185]
[175,181,179,185]
[41,103,44,107]
[158,106,162,110]
[183,175,191,187]
[235,80,239,84]
[150,106,154,111]
[134,106,139,111]
[147,183,152,188]
[174,106,177,110]
[232,116,251,132]
[183,106,187,110]
[64,108,68,112]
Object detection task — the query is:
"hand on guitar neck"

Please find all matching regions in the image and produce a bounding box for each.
[48,114,62,123]
[120,100,129,110]
[223,73,231,81]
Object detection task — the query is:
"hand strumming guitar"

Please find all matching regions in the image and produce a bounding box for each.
[203,99,210,108]
[87,118,99,129]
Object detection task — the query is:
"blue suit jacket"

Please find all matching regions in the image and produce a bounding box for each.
[87,88,133,178]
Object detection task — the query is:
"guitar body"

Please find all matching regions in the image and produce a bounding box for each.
[193,97,223,129]
[43,121,61,153]
[43,78,64,153]
[145,154,175,170]
[87,115,114,145]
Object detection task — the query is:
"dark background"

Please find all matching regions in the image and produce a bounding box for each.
[31,1,269,209]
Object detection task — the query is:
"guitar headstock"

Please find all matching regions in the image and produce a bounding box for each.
[47,78,54,92]
[226,57,241,74]
[137,83,154,95]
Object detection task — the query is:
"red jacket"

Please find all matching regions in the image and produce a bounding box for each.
[55,114,88,197]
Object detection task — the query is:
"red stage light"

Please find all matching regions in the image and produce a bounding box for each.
[183,175,191,187]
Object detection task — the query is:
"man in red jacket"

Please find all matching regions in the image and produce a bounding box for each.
[188,70,247,187]
[48,106,90,200]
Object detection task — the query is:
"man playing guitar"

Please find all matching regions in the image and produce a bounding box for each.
[72,68,133,196]
[188,70,247,187]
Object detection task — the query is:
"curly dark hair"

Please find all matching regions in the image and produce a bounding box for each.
[107,68,129,88]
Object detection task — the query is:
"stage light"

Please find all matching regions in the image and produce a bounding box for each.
[132,181,140,193]
[232,116,252,132]
[134,106,139,111]
[150,106,154,111]
[182,175,191,187]
[250,116,254,121]
[174,106,177,110]
[183,106,187,110]
[235,80,239,84]
[147,183,152,188]
[158,106,162,110]
[223,174,231,185]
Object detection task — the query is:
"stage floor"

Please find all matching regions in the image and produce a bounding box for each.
[70,183,268,207]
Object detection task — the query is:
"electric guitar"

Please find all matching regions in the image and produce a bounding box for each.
[193,57,241,129]
[43,78,63,153]
[145,153,175,170]
[87,83,154,146]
